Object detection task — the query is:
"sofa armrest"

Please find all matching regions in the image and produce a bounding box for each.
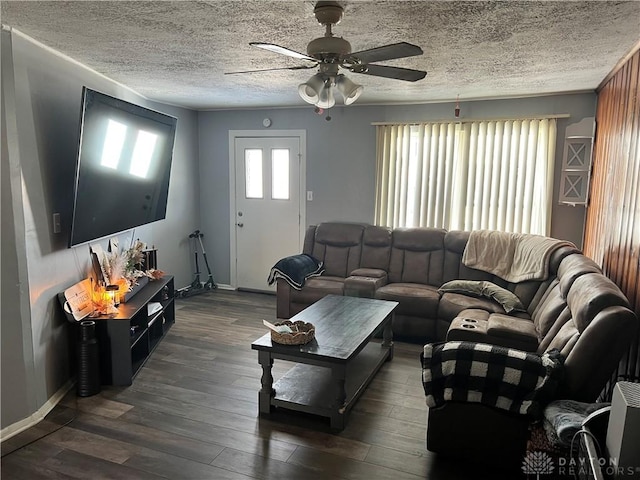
[350,268,387,278]
[276,278,293,319]
[344,272,388,298]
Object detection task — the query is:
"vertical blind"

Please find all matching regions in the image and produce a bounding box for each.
[375,118,557,235]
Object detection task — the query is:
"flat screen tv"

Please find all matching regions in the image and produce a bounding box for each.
[69,87,177,247]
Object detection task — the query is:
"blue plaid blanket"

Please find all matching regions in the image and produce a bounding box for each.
[421,341,564,417]
[267,254,324,290]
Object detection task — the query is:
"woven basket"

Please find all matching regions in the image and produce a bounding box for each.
[270,320,315,345]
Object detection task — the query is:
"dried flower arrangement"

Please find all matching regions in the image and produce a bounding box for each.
[102,240,164,296]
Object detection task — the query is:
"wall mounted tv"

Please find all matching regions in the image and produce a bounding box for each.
[69,87,177,247]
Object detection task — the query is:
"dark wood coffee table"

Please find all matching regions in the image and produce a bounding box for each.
[251,294,398,429]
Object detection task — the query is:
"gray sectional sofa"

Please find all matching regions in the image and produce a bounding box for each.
[276,222,638,467]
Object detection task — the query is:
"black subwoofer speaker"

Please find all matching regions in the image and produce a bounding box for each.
[77,320,101,397]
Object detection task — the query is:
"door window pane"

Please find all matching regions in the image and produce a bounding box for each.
[245,149,263,198]
[272,149,290,200]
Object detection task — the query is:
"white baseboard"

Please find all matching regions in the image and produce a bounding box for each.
[215,283,235,291]
[0,379,75,442]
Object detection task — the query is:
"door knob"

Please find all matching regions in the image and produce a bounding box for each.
[237,222,244,227]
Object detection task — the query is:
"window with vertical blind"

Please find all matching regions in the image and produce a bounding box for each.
[374,118,557,235]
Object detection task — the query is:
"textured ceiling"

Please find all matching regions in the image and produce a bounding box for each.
[2,1,640,110]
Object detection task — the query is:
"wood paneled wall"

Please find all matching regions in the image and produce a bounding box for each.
[584,47,640,389]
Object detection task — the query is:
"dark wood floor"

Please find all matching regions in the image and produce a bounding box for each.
[1,290,519,479]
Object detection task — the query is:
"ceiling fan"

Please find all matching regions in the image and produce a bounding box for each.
[226,1,427,109]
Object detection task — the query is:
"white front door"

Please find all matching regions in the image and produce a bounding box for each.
[233,135,304,292]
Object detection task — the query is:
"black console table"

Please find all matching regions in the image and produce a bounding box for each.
[60,276,175,386]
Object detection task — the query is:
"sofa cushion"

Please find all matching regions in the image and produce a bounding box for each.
[487,314,538,351]
[510,280,543,310]
[532,283,569,338]
[557,254,602,299]
[439,280,526,314]
[311,223,364,277]
[566,273,630,332]
[447,311,538,352]
[480,283,526,313]
[545,320,580,356]
[438,279,484,296]
[375,283,439,317]
[360,226,392,270]
[289,276,344,304]
[527,278,557,315]
[302,225,317,255]
[438,292,507,322]
[443,231,496,283]
[548,245,580,275]
[314,222,364,246]
[537,308,572,354]
[387,228,446,286]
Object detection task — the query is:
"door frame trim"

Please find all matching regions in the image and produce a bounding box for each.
[228,130,307,289]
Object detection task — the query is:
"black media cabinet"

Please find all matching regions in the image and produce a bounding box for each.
[76,276,175,386]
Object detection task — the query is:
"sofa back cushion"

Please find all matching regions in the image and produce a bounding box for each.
[510,281,543,311]
[309,223,364,278]
[566,273,630,332]
[559,305,637,401]
[526,247,579,310]
[534,257,628,355]
[443,231,494,282]
[360,225,392,270]
[302,225,317,255]
[558,254,602,299]
[388,228,446,286]
[531,281,570,343]
[542,272,637,400]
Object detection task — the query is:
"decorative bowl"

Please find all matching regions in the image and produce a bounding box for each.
[270,320,315,345]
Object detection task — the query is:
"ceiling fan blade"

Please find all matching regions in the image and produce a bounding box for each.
[352,64,427,82]
[350,42,423,64]
[250,42,316,62]
[225,64,317,75]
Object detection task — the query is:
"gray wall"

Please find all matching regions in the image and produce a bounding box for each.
[198,93,596,285]
[1,29,200,430]
[2,30,35,429]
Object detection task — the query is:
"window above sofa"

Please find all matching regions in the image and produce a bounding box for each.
[374,118,557,236]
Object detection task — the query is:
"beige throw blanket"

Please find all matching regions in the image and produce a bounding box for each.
[462,230,575,282]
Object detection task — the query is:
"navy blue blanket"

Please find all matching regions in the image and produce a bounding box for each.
[267,254,324,290]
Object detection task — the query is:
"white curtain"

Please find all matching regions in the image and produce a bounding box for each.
[375,118,557,235]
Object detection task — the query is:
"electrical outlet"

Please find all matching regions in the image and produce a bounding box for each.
[307,191,313,201]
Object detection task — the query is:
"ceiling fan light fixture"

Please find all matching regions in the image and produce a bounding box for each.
[335,74,363,105]
[316,82,335,109]
[298,73,326,104]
